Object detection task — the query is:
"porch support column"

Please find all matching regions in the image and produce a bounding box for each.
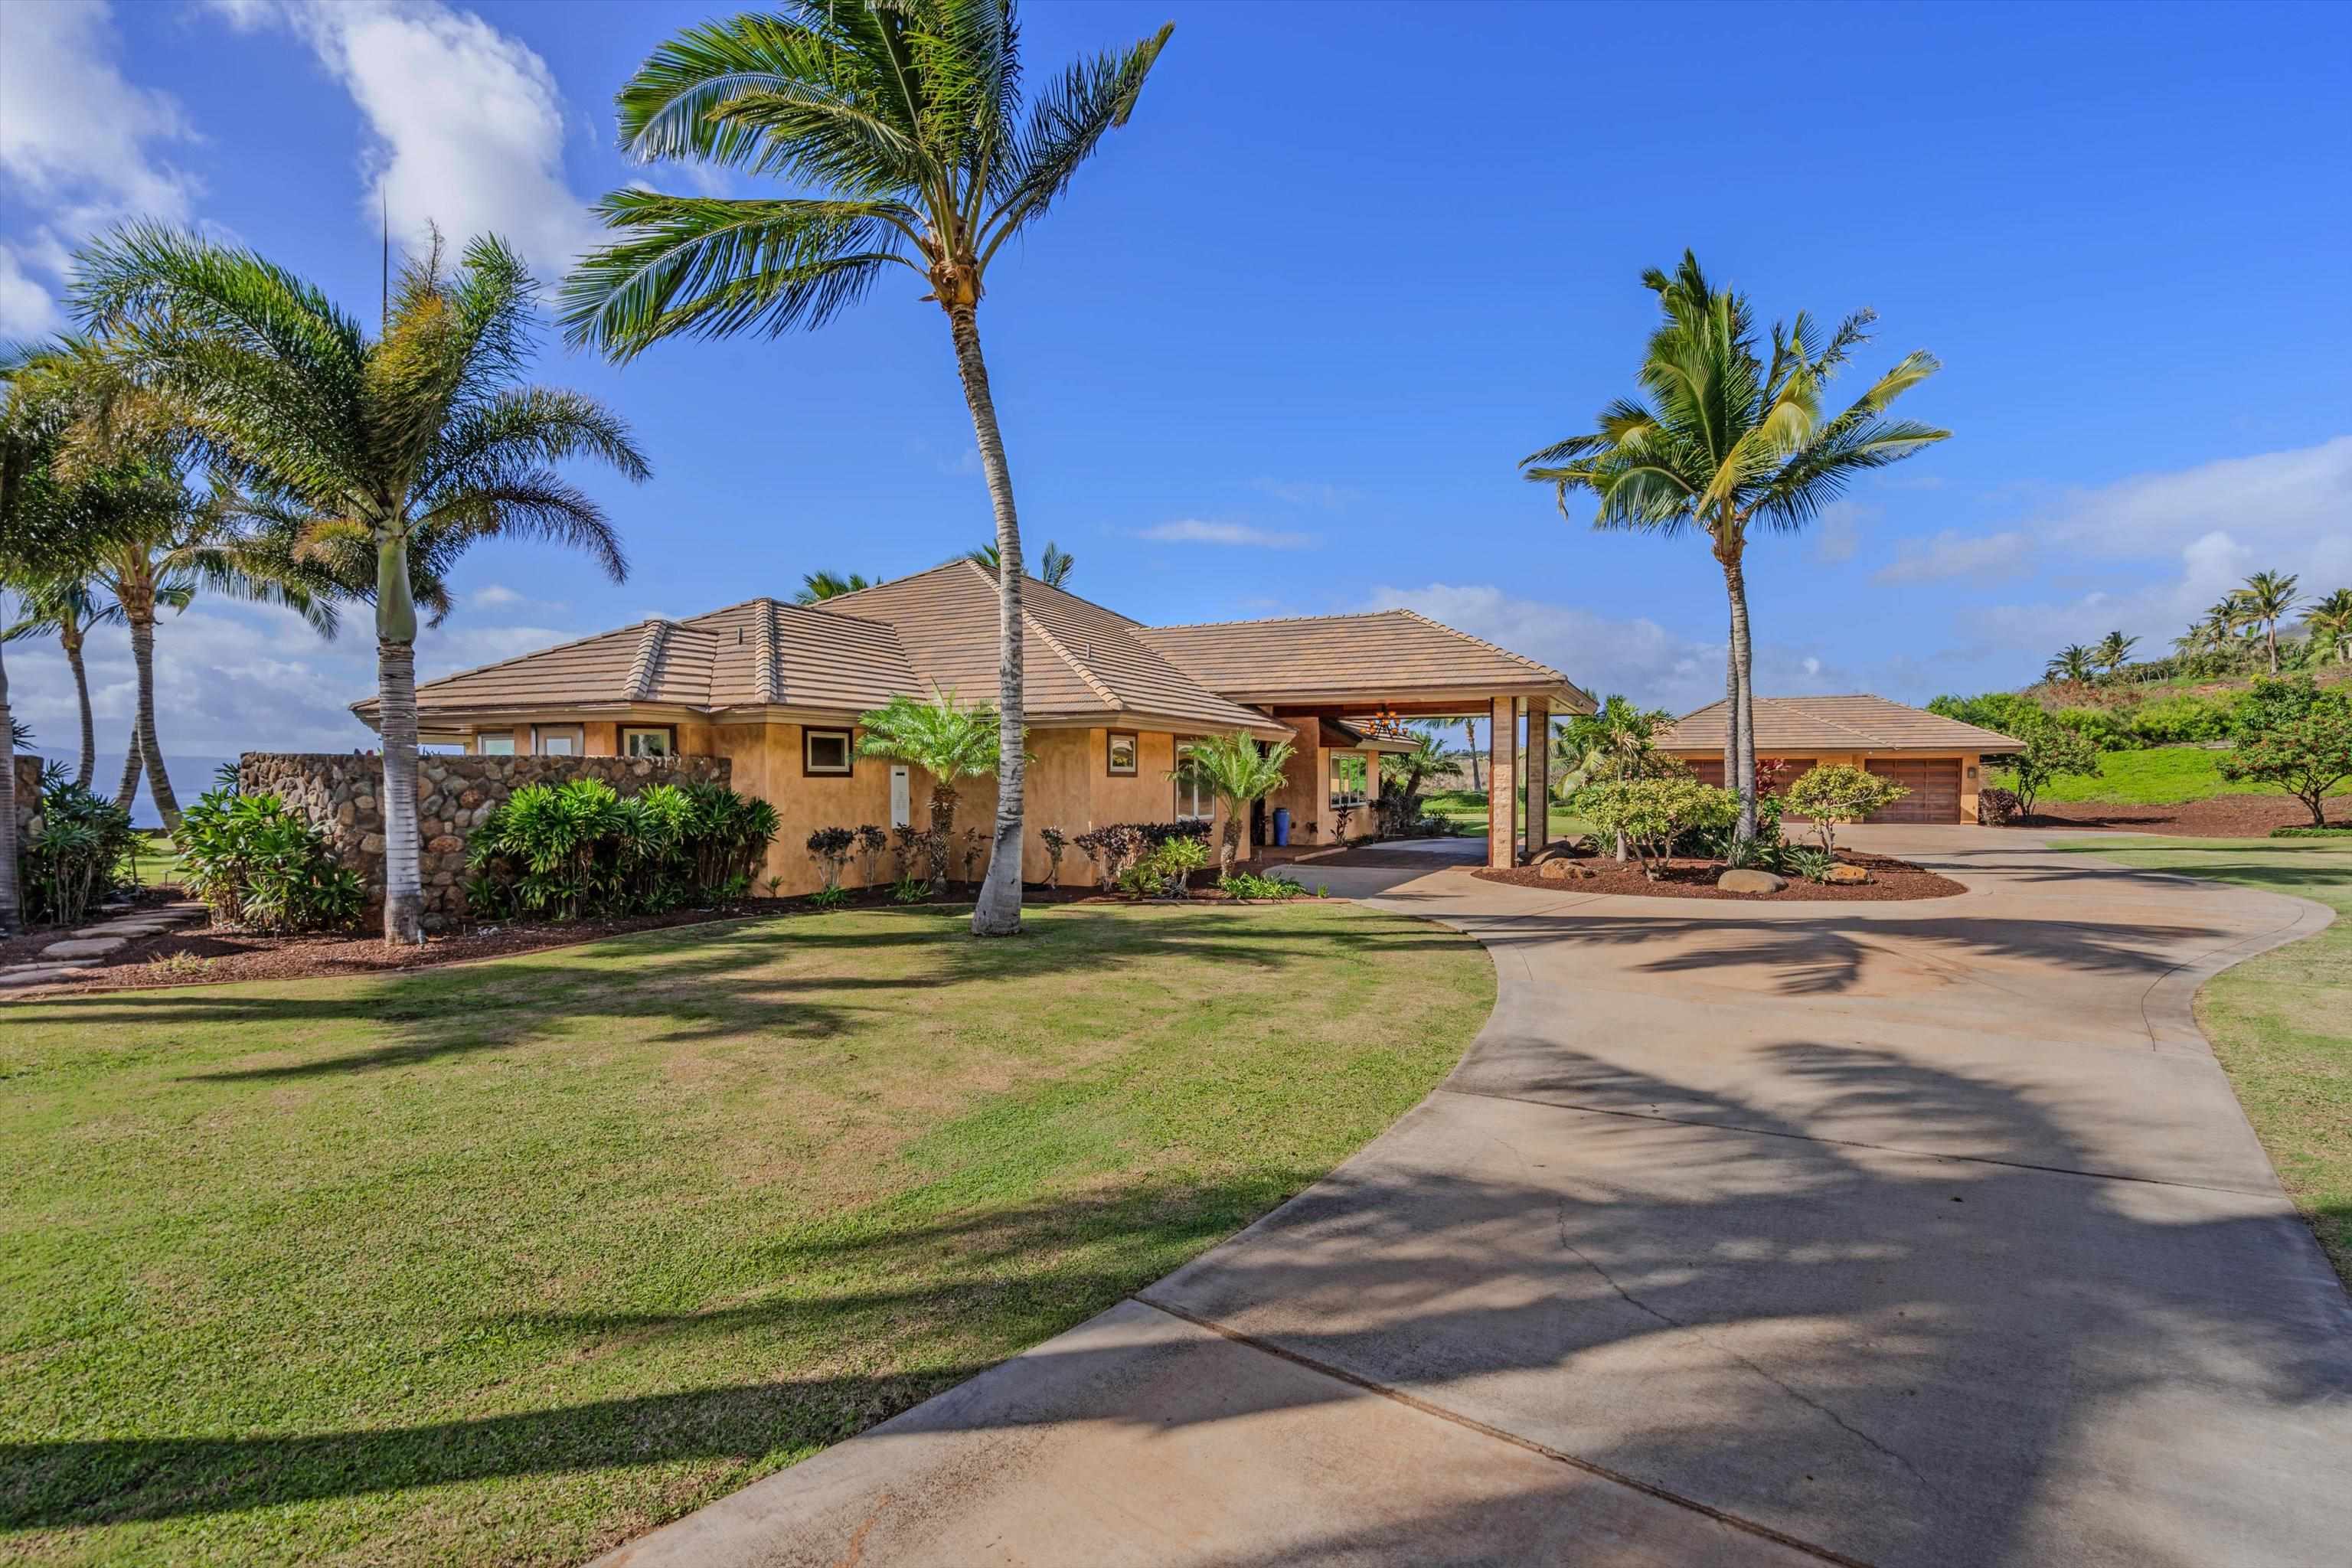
[1524,697,1550,858]
[1486,695,1517,871]
[1361,749,1381,841]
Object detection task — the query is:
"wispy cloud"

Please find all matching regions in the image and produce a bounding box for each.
[1810,499,1877,565]
[1873,529,2030,584]
[1138,519,1315,549]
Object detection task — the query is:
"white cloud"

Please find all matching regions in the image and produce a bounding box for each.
[1809,499,1875,565]
[215,0,603,279]
[1873,528,2030,584]
[470,583,524,607]
[1363,583,1854,715]
[1139,519,1315,549]
[0,1,202,330]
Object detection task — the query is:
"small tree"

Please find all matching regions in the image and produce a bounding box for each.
[1040,826,1069,889]
[2220,677,2352,827]
[857,691,1003,895]
[1171,731,1295,880]
[805,826,855,891]
[1570,777,1739,880]
[2004,723,2102,818]
[1784,764,1906,855]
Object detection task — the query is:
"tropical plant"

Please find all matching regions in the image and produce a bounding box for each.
[2220,677,2352,828]
[2093,629,2139,678]
[1523,252,1946,843]
[562,2,1170,938]
[2,577,119,789]
[1975,786,2021,826]
[856,690,1003,894]
[15,780,138,926]
[1170,730,1292,880]
[854,822,890,885]
[2044,643,2099,688]
[1569,776,1740,881]
[1071,822,1145,889]
[795,570,872,603]
[889,874,929,904]
[2306,587,2352,665]
[1218,870,1304,901]
[1778,843,1837,884]
[1040,825,1069,888]
[806,884,851,910]
[75,227,649,944]
[969,538,1073,588]
[466,777,774,920]
[806,825,856,890]
[176,788,364,932]
[1374,728,1455,836]
[1782,763,1906,855]
[2003,720,2102,818]
[2233,570,2303,675]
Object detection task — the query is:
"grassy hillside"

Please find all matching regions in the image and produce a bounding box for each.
[1991,746,2288,805]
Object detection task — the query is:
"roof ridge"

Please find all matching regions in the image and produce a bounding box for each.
[1387,606,1569,681]
[408,618,649,696]
[1143,608,1412,631]
[753,602,781,705]
[625,618,673,701]
[1024,609,1124,710]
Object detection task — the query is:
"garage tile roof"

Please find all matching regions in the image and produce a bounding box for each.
[1658,695,2022,753]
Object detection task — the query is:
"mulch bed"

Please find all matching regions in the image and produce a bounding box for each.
[1,875,1315,1000]
[1474,849,1965,902]
[2016,794,2350,838]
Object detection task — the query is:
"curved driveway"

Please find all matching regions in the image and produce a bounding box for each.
[601,828,2350,1568]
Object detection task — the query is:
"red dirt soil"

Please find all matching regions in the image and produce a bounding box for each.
[2018,793,2350,837]
[1474,850,1965,902]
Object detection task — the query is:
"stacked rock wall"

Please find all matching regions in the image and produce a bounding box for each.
[237,752,730,930]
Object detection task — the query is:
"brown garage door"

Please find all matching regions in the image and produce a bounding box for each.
[1864,759,1960,823]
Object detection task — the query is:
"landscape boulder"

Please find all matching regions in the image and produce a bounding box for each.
[1824,863,1872,884]
[1717,868,1786,894]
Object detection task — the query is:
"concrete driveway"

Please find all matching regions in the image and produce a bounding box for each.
[599,828,2350,1568]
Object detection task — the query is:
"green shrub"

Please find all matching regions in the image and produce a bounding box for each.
[1570,777,1740,880]
[1784,764,1908,854]
[2004,722,2102,816]
[1779,844,1836,883]
[806,825,856,891]
[2127,694,2240,745]
[178,788,363,933]
[1218,871,1304,900]
[1926,691,2046,743]
[805,884,851,910]
[466,778,780,921]
[2053,707,2135,750]
[2271,825,2352,838]
[888,874,930,904]
[17,782,138,926]
[2220,677,2352,828]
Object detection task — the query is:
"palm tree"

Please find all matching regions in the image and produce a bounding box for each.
[1408,719,1475,790]
[1522,253,1946,841]
[2306,587,2352,665]
[2,576,119,789]
[967,538,1073,588]
[562,2,1169,937]
[2046,644,2098,688]
[2093,629,2138,679]
[795,570,872,603]
[1457,716,1481,790]
[77,227,650,944]
[1171,731,1292,881]
[855,689,1003,895]
[2233,570,2302,675]
[1553,695,1672,860]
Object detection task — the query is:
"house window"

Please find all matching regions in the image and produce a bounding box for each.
[622,726,673,758]
[804,728,853,776]
[534,725,581,756]
[1174,741,1211,818]
[1106,730,1138,776]
[476,733,515,756]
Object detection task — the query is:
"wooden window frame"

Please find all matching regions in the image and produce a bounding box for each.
[802,727,854,777]
[533,724,583,756]
[1106,730,1139,777]
[621,724,677,759]
[1173,737,1209,818]
[475,731,516,756]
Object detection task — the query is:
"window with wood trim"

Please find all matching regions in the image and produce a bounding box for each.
[803,728,853,776]
[622,726,673,758]
[1106,730,1138,776]
[1173,739,1210,817]
[475,733,515,756]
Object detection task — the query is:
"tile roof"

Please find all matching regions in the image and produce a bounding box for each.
[1136,609,1593,710]
[1657,695,2023,753]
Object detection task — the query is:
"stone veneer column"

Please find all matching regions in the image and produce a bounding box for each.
[1486,696,1516,871]
[1523,698,1550,859]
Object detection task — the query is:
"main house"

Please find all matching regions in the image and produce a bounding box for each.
[354,561,1592,893]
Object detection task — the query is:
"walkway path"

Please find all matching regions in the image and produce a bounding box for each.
[599,828,2350,1568]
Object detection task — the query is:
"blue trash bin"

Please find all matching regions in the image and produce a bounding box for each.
[1272,808,1291,846]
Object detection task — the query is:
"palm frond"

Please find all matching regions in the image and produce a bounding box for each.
[411,468,628,583]
[980,22,1172,260]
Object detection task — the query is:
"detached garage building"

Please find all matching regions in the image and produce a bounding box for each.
[1655,695,2021,825]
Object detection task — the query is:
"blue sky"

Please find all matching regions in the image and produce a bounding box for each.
[5,0,2348,777]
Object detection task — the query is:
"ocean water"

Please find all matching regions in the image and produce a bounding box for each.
[31,753,244,830]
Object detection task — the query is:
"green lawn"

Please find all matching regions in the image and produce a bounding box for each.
[120,832,183,889]
[1992,745,2285,805]
[2051,838,2352,1286]
[1420,788,1590,842]
[0,902,1492,1566]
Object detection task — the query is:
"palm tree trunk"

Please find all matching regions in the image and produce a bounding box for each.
[62,626,94,789]
[2267,619,2279,675]
[114,728,143,811]
[378,636,425,944]
[128,616,181,833]
[948,305,1027,937]
[1462,717,1481,791]
[0,633,18,933]
[928,784,956,897]
[1723,550,1759,842]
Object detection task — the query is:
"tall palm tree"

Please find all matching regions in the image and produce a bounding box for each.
[2233,570,2302,675]
[969,538,1073,589]
[2093,629,2138,679]
[795,570,872,603]
[77,227,650,944]
[2046,644,2098,688]
[2,576,119,789]
[562,2,1170,936]
[2306,587,2352,665]
[1522,253,1947,841]
[1171,730,1292,880]
[855,688,1002,895]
